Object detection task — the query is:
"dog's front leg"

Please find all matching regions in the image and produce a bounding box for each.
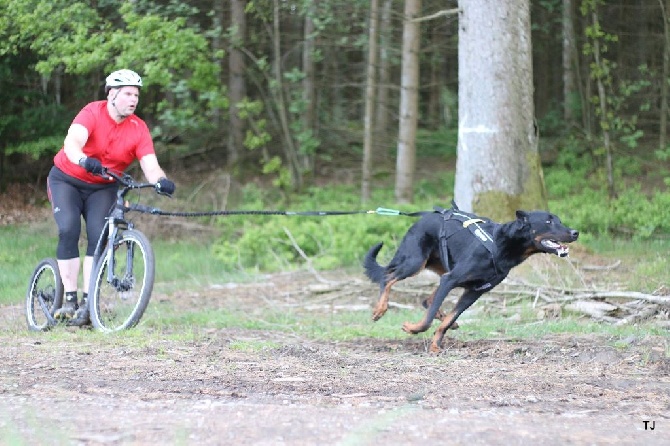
[402,274,454,334]
[421,293,458,328]
[430,289,483,353]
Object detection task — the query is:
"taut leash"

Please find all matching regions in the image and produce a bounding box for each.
[126,204,430,218]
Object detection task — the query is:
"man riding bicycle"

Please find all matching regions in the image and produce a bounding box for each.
[47,69,176,326]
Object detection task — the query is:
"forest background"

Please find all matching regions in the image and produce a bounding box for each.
[0,0,669,273]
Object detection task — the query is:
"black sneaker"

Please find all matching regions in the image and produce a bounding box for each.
[54,295,78,320]
[68,298,91,327]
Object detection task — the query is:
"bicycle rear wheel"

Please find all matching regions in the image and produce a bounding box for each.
[26,258,63,331]
[89,229,155,332]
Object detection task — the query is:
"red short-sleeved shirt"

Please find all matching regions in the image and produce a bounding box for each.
[54,101,155,184]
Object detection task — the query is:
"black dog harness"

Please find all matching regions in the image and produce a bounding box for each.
[434,205,500,288]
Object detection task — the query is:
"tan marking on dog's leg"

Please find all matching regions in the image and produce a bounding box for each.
[401,318,432,334]
[421,290,448,321]
[372,278,397,321]
[429,312,458,353]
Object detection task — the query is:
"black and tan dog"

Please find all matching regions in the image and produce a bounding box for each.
[364,202,579,353]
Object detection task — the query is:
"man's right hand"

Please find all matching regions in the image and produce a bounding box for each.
[80,157,104,174]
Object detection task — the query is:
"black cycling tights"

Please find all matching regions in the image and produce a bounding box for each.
[47,167,117,260]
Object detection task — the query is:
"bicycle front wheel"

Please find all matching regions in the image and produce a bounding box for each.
[26,258,63,331]
[89,229,155,332]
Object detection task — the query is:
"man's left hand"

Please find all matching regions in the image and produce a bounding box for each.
[155,177,176,196]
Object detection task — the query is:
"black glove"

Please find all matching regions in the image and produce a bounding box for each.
[155,177,176,196]
[80,157,104,175]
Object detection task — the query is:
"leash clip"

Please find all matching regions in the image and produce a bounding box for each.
[375,207,402,216]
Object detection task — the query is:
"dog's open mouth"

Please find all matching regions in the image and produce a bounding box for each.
[541,239,570,257]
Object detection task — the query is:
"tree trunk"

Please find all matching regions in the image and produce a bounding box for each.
[660,0,669,151]
[272,0,302,189]
[591,11,615,199]
[427,27,441,130]
[302,1,317,173]
[454,0,547,221]
[374,0,392,163]
[361,0,379,203]
[395,0,421,204]
[562,0,576,124]
[228,0,247,167]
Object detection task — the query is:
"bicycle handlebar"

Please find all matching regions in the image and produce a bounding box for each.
[101,168,156,191]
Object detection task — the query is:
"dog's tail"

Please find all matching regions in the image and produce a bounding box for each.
[363,242,386,284]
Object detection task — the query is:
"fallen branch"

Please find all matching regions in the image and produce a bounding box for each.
[580,260,622,271]
[568,291,670,306]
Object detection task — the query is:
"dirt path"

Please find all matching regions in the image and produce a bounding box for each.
[1,271,668,445]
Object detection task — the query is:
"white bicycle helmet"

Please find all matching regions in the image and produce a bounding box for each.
[105,69,143,93]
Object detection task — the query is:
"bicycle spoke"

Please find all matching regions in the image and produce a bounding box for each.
[90,230,154,331]
[26,259,63,331]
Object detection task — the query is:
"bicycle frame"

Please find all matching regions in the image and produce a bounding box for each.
[86,168,164,331]
[90,169,155,274]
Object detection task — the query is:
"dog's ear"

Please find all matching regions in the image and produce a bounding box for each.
[515,210,529,223]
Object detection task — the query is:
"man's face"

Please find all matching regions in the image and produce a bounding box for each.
[108,86,140,116]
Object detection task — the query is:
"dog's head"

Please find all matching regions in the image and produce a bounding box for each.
[517,210,579,257]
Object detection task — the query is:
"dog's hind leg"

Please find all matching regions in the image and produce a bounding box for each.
[372,256,429,321]
[429,289,482,353]
[372,278,398,321]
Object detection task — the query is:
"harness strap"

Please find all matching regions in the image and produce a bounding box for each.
[462,218,485,228]
[450,211,496,255]
[435,206,500,280]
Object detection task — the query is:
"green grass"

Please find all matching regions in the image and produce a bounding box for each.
[0,221,244,306]
[580,237,670,292]
[3,161,668,347]
[4,222,668,348]
[131,295,668,350]
[0,222,58,305]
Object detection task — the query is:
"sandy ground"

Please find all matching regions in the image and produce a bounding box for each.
[2,268,668,446]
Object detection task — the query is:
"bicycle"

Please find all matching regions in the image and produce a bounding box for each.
[26,168,169,332]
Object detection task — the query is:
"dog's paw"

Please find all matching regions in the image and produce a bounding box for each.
[402,321,428,334]
[371,308,386,321]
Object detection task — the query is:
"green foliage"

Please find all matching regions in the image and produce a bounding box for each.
[212,184,440,272]
[5,135,65,159]
[416,127,458,158]
[550,187,670,240]
[544,138,592,195]
[0,59,71,159]
[1,0,224,153]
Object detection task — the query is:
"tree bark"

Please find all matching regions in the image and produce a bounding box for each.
[454,0,547,221]
[228,0,247,167]
[272,0,302,188]
[374,0,392,163]
[562,0,576,124]
[395,0,421,204]
[660,0,669,151]
[361,0,379,203]
[590,10,616,199]
[302,1,317,173]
